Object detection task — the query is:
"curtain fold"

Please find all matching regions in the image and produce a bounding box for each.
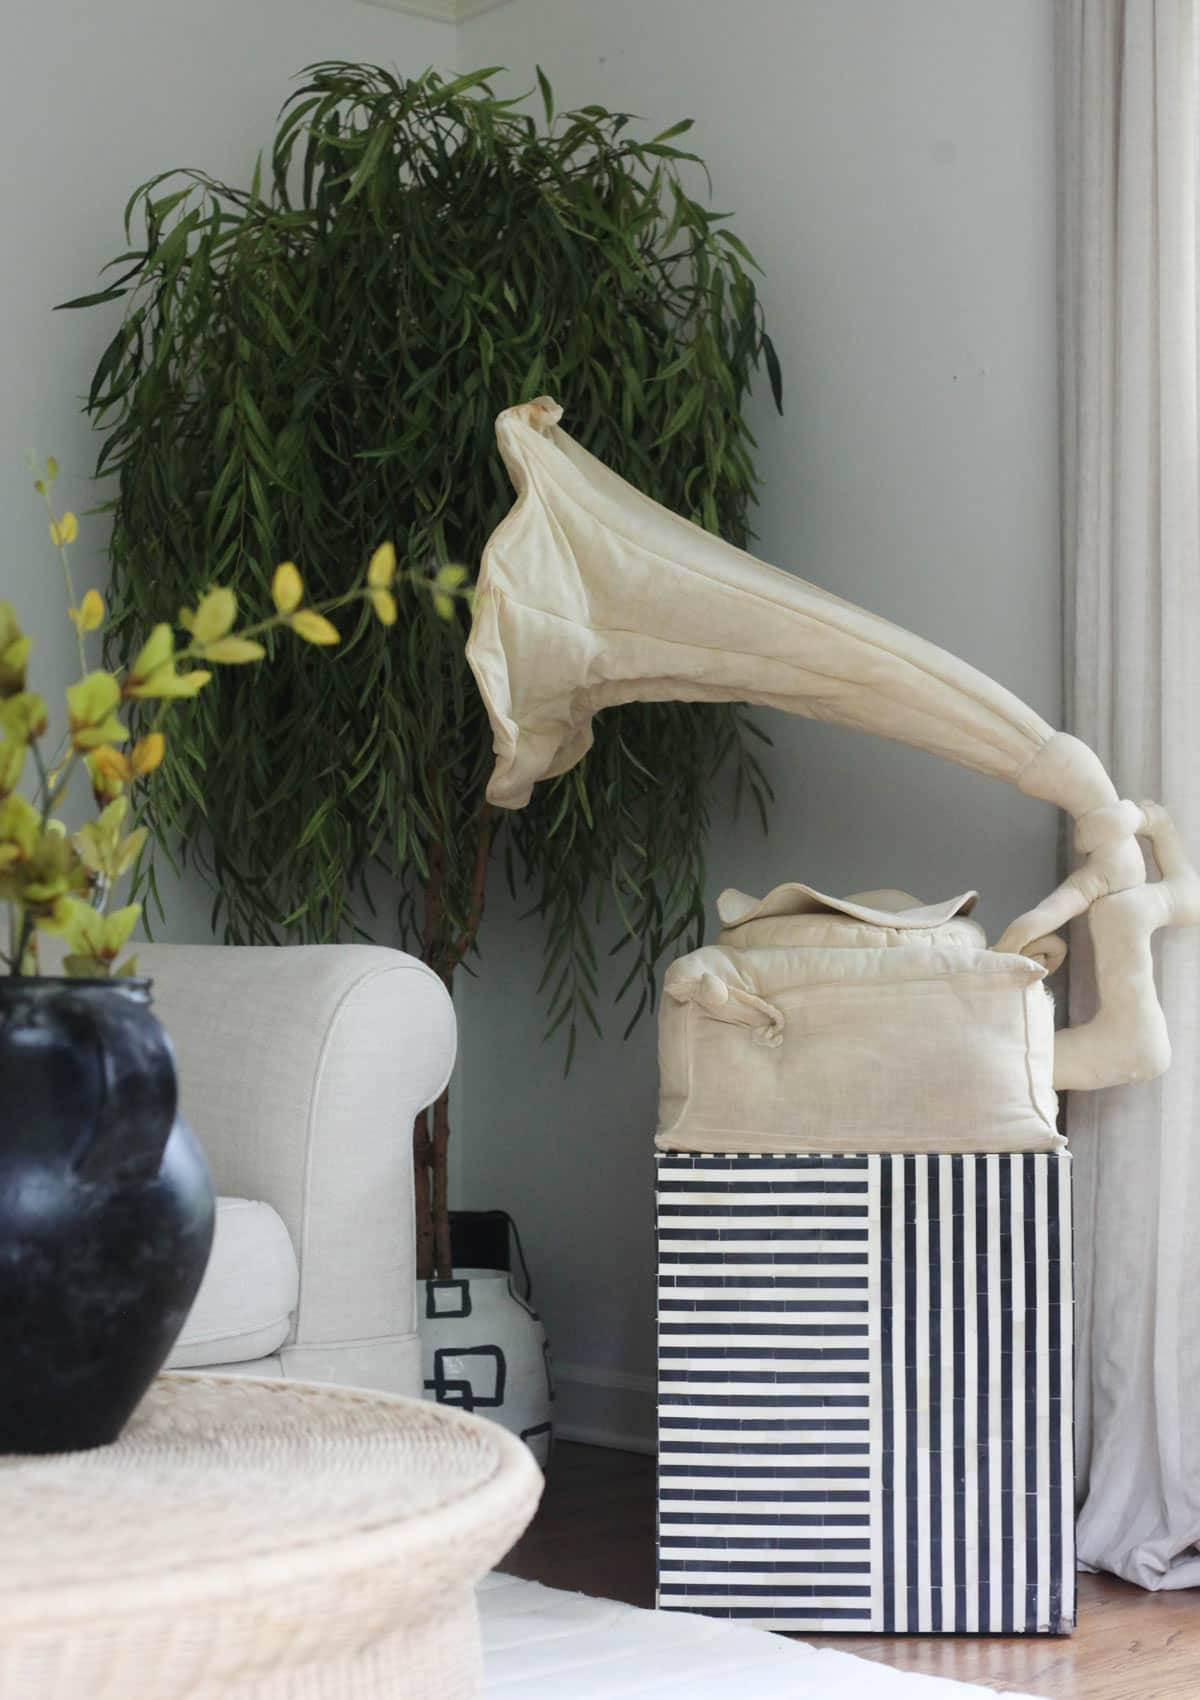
[1059,0,1200,1587]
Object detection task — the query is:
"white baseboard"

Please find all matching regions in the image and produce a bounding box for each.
[553,1361,656,1455]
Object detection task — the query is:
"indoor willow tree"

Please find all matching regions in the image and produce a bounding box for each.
[67,63,780,1278]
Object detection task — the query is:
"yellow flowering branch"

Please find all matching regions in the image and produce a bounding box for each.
[3,463,473,977]
[30,457,88,676]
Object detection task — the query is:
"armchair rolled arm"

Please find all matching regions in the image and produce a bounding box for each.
[138,944,455,1386]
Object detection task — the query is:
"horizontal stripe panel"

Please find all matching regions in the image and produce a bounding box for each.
[660,1276,870,1290]
[652,1251,870,1264]
[659,1229,869,1241]
[658,1606,873,1623]
[659,1204,870,1218]
[659,1401,871,1415]
[657,1157,869,1170]
[652,1543,870,1557]
[658,1182,871,1197]
[659,1584,871,1601]
[660,1418,870,1431]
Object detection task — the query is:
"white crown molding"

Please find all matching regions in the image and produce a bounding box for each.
[356,0,516,22]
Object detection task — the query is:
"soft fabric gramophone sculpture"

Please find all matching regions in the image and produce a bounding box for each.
[466,399,1200,1639]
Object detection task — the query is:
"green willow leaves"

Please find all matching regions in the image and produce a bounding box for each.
[66,62,779,1059]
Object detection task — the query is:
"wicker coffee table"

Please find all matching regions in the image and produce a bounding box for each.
[0,1373,542,1700]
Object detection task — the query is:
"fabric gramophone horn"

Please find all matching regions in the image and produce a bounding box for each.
[466,397,1110,819]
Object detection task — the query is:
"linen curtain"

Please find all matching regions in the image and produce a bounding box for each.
[1059,0,1200,1587]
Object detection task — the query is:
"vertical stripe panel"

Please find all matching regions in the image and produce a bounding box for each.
[999,1155,1015,1632]
[940,1154,957,1630]
[1033,1158,1052,1632]
[986,1156,1002,1631]
[904,1156,917,1632]
[879,1156,895,1632]
[892,1155,909,1631]
[1023,1157,1039,1631]
[1058,1154,1076,1629]
[927,1157,942,1632]
[962,1154,980,1633]
[1010,1156,1027,1632]
[867,1157,884,1632]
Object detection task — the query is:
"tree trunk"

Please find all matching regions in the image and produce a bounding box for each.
[431,1086,453,1278]
[412,803,493,1286]
[413,1104,435,1281]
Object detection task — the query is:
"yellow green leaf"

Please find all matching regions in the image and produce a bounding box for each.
[0,692,49,744]
[367,542,397,589]
[369,588,398,627]
[198,636,266,664]
[114,827,148,877]
[130,733,164,777]
[272,561,304,614]
[125,622,211,699]
[75,797,130,878]
[102,904,141,955]
[50,897,102,952]
[0,604,31,698]
[86,746,129,802]
[33,896,88,941]
[290,610,340,646]
[68,589,105,634]
[53,898,140,962]
[434,563,469,590]
[432,592,455,621]
[157,668,211,699]
[49,511,79,548]
[127,624,174,686]
[45,457,59,484]
[186,587,238,646]
[0,739,25,798]
[67,671,126,750]
[0,795,38,862]
[63,954,109,978]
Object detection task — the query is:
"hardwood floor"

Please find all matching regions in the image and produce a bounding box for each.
[502,1442,1200,1700]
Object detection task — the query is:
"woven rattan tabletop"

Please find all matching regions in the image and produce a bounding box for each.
[0,1373,543,1700]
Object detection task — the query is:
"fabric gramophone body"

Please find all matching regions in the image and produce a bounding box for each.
[657,883,1062,1155]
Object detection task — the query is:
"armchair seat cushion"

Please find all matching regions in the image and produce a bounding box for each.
[167,1197,299,1369]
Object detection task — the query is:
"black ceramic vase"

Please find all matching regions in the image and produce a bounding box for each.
[0,977,215,1453]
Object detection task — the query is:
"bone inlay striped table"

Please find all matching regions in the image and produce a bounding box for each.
[655,1152,1074,1636]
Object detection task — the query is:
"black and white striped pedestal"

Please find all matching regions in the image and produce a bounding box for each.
[655,1152,1074,1635]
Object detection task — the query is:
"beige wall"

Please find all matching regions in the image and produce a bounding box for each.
[0,0,454,925]
[454,0,1062,1448]
[5,2,1062,1451]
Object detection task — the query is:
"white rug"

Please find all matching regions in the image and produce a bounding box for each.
[479,1575,1051,1699]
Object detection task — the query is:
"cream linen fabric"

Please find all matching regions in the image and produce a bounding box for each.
[139,944,456,1397]
[716,883,985,951]
[466,399,1200,1096]
[656,886,1061,1155]
[467,399,1057,810]
[167,1198,299,1370]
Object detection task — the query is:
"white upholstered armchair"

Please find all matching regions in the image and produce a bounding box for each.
[136,944,455,1398]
